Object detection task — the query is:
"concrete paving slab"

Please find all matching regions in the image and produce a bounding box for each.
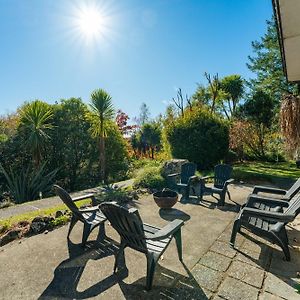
[264,272,300,300]
[217,277,259,300]
[227,260,264,288]
[199,251,232,272]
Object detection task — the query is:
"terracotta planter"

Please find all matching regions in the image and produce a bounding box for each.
[153,189,178,209]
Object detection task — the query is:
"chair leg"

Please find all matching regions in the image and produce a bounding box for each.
[174,229,183,261]
[82,223,92,247]
[272,232,291,261]
[67,215,78,238]
[97,222,106,241]
[146,254,156,291]
[114,243,126,273]
[227,189,231,200]
[230,218,240,247]
[184,186,190,200]
[218,192,225,206]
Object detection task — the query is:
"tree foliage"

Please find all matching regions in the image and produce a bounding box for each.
[165,107,229,169]
[247,18,296,105]
[19,100,53,168]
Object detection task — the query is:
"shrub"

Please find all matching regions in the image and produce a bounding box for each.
[165,108,229,169]
[133,166,166,190]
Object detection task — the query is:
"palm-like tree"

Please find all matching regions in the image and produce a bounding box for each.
[20,100,53,168]
[89,89,114,183]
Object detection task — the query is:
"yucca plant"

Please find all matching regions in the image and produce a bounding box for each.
[19,100,54,169]
[88,89,115,183]
[0,163,58,203]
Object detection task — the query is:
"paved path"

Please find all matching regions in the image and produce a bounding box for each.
[0,179,134,220]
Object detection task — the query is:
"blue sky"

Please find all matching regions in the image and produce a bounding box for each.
[0,0,273,120]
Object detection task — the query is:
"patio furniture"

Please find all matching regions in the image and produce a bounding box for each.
[53,185,107,246]
[167,162,197,199]
[199,164,234,206]
[230,193,300,261]
[100,202,184,290]
[252,178,300,201]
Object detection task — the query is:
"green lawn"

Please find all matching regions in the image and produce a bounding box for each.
[233,161,300,184]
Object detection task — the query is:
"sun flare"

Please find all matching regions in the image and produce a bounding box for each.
[77,7,103,38]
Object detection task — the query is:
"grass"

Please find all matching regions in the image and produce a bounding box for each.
[0,199,91,235]
[233,161,300,184]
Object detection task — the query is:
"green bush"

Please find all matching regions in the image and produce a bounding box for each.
[133,166,166,190]
[165,108,229,169]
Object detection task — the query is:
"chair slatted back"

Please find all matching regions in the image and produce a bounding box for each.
[181,163,196,184]
[100,202,147,253]
[284,193,300,216]
[53,185,83,220]
[284,178,300,200]
[214,164,233,189]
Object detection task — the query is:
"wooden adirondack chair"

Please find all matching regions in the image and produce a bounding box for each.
[167,162,197,199]
[100,202,184,290]
[53,185,107,246]
[230,193,300,261]
[199,164,234,206]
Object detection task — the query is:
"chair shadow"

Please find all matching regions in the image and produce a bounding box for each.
[38,237,207,299]
[159,208,191,222]
[38,237,126,299]
[117,262,209,300]
[179,194,240,212]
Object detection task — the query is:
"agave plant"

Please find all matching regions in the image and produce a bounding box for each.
[19,100,54,168]
[0,163,58,203]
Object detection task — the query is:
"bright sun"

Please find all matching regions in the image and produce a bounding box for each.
[77,7,103,38]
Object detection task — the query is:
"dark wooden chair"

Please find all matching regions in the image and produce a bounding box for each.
[100,202,184,290]
[53,185,106,246]
[230,193,300,261]
[167,162,197,199]
[199,164,234,206]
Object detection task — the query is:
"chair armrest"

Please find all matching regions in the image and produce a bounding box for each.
[187,175,199,185]
[72,193,95,202]
[252,186,287,195]
[167,173,180,178]
[79,205,99,213]
[225,178,234,184]
[146,219,184,240]
[241,207,295,222]
[201,175,214,181]
[247,194,289,207]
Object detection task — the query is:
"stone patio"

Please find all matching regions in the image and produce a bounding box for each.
[0,184,300,299]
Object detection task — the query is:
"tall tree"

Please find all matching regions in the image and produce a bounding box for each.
[220,75,244,119]
[19,100,53,168]
[138,103,150,125]
[50,98,92,190]
[89,89,114,183]
[242,90,275,158]
[247,18,296,106]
